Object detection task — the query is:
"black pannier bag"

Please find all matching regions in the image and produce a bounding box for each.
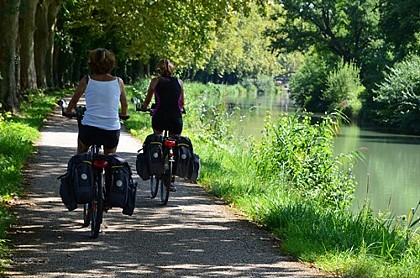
[106,154,137,215]
[58,173,77,211]
[71,152,95,204]
[59,152,94,208]
[122,178,137,216]
[174,136,194,179]
[174,136,201,183]
[143,134,164,176]
[188,153,200,183]
[136,151,150,180]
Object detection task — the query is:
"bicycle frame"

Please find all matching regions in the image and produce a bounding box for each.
[83,144,108,239]
[150,131,177,205]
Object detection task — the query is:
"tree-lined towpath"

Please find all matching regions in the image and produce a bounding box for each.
[5,104,323,277]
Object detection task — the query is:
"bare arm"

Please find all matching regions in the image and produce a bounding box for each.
[179,78,184,109]
[142,77,158,110]
[118,78,128,116]
[65,76,87,114]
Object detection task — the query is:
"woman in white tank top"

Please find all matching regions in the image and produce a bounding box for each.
[65,48,129,154]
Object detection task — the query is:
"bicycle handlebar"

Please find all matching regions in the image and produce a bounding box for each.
[131,97,186,115]
[57,99,130,120]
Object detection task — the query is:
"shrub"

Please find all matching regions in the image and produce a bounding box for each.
[324,59,364,118]
[289,54,330,112]
[373,54,420,133]
[253,112,357,209]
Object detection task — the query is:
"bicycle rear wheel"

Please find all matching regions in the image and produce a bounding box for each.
[90,170,104,239]
[159,164,171,205]
[82,203,90,227]
[150,175,159,199]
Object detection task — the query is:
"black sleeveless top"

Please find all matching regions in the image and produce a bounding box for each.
[153,76,182,117]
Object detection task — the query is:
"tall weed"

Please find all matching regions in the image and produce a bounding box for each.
[253,112,357,209]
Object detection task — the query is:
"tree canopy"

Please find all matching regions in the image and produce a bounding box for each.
[0,0,419,134]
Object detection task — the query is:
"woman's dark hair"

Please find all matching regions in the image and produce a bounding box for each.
[88,48,115,74]
[156,59,175,77]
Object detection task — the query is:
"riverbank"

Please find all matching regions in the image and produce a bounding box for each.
[125,81,420,278]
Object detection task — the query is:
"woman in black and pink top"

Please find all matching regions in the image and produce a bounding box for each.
[141,59,185,136]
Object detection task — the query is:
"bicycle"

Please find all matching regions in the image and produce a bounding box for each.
[150,130,176,205]
[132,97,178,205]
[59,99,129,238]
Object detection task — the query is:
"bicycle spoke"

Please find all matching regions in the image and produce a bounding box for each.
[90,170,104,239]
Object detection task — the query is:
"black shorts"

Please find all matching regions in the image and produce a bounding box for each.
[152,115,183,135]
[78,124,120,149]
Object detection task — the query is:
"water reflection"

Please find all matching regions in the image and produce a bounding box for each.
[335,125,420,217]
[225,93,420,218]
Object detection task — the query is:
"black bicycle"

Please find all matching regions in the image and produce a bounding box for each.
[59,99,129,238]
[132,97,178,205]
[150,130,176,205]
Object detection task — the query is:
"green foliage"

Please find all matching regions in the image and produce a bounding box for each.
[373,54,420,133]
[266,0,420,115]
[324,59,364,117]
[253,112,357,209]
[267,0,381,63]
[290,54,364,118]
[289,53,330,112]
[379,0,420,60]
[254,75,280,95]
[61,0,257,73]
[0,89,66,273]
[204,4,284,80]
[0,123,35,197]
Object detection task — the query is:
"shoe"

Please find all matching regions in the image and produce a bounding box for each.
[169,184,177,192]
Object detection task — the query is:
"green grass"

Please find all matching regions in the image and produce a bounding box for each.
[0,89,68,274]
[126,81,420,277]
[195,129,420,277]
[94,79,420,277]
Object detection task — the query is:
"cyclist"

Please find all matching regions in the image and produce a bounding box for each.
[141,59,184,191]
[141,58,184,137]
[65,48,128,155]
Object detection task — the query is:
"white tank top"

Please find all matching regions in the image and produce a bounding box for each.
[82,77,121,130]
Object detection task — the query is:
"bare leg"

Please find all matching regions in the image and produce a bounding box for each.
[104,147,117,155]
[77,138,89,154]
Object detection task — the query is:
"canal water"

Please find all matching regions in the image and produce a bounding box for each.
[225,93,420,218]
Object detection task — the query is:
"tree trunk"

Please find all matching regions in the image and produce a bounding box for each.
[46,0,61,87]
[0,0,21,111]
[19,0,39,92]
[34,0,48,88]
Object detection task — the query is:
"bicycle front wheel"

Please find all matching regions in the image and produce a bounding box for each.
[90,171,104,239]
[150,175,159,199]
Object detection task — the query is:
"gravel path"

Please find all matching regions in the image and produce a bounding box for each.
[5,104,324,277]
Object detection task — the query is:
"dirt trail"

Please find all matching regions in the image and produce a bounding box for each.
[5,104,324,277]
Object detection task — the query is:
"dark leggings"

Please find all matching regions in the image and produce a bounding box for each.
[78,124,120,149]
[152,115,183,135]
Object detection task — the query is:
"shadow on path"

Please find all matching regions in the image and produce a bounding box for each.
[6,105,323,277]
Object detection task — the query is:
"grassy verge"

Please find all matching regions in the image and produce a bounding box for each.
[126,80,420,278]
[0,89,68,274]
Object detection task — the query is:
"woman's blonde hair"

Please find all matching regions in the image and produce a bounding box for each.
[156,59,175,77]
[88,48,115,74]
